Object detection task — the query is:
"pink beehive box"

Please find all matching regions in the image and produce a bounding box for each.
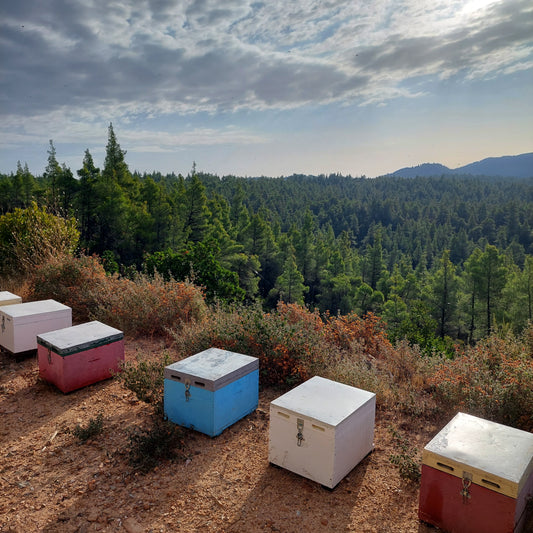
[37,321,124,393]
[0,299,72,354]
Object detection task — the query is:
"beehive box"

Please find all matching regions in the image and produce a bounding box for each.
[268,376,376,489]
[37,321,124,393]
[419,412,533,533]
[0,291,22,307]
[164,348,259,437]
[0,300,72,354]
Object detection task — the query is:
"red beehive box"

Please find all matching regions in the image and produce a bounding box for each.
[37,321,124,393]
[419,412,533,533]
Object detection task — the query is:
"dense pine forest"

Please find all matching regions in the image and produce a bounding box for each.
[1,125,532,353]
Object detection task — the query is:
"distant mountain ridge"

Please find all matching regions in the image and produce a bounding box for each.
[388,152,533,178]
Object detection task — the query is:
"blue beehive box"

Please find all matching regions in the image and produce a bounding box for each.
[164,348,259,437]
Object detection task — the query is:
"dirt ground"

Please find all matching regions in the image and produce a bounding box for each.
[0,338,470,532]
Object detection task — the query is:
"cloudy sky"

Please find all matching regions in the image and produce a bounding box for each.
[1,0,532,178]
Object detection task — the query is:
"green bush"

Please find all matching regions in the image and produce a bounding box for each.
[118,351,172,404]
[0,202,79,277]
[71,413,104,443]
[388,426,421,482]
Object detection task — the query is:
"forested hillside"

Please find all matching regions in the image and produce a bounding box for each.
[1,125,532,351]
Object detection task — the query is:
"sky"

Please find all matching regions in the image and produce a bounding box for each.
[1,0,532,178]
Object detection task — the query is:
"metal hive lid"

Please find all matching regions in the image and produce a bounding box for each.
[37,321,123,356]
[1,300,71,323]
[271,375,376,429]
[423,412,533,498]
[164,347,259,392]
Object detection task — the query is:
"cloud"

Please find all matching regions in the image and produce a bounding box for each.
[0,0,531,154]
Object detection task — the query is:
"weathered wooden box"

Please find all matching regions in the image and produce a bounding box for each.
[164,348,259,437]
[0,300,72,354]
[37,321,124,393]
[0,291,22,307]
[419,412,533,533]
[268,376,376,488]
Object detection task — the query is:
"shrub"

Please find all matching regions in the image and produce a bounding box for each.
[28,254,106,321]
[325,312,392,359]
[118,351,172,404]
[172,302,329,387]
[71,413,104,443]
[0,202,79,277]
[430,327,533,431]
[94,271,207,337]
[29,254,208,337]
[388,425,421,482]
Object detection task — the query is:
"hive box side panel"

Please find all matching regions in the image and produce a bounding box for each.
[515,468,533,533]
[418,464,517,533]
[213,369,258,436]
[38,340,124,393]
[332,396,375,487]
[3,310,72,353]
[268,406,336,487]
[0,312,15,352]
[164,380,215,435]
[0,292,22,306]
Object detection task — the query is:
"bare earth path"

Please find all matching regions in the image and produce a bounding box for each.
[0,338,440,532]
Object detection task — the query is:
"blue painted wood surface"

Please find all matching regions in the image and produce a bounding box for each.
[164,368,259,436]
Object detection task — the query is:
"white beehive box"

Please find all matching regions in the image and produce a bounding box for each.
[0,300,72,354]
[269,376,376,488]
[0,291,22,307]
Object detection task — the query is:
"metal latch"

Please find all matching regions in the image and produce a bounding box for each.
[185,380,191,402]
[296,418,305,446]
[1,315,4,333]
[461,471,472,503]
[47,348,52,365]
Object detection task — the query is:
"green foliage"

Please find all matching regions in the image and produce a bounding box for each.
[388,426,421,482]
[118,351,172,404]
[144,242,245,303]
[0,202,79,277]
[71,413,104,443]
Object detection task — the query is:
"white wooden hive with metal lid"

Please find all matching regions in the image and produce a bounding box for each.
[0,291,22,307]
[163,347,259,437]
[268,375,376,489]
[0,299,72,354]
[419,412,533,533]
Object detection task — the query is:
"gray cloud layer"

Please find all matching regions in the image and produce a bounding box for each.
[1,0,532,123]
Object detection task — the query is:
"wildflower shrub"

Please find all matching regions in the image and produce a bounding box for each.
[430,327,533,431]
[28,254,207,336]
